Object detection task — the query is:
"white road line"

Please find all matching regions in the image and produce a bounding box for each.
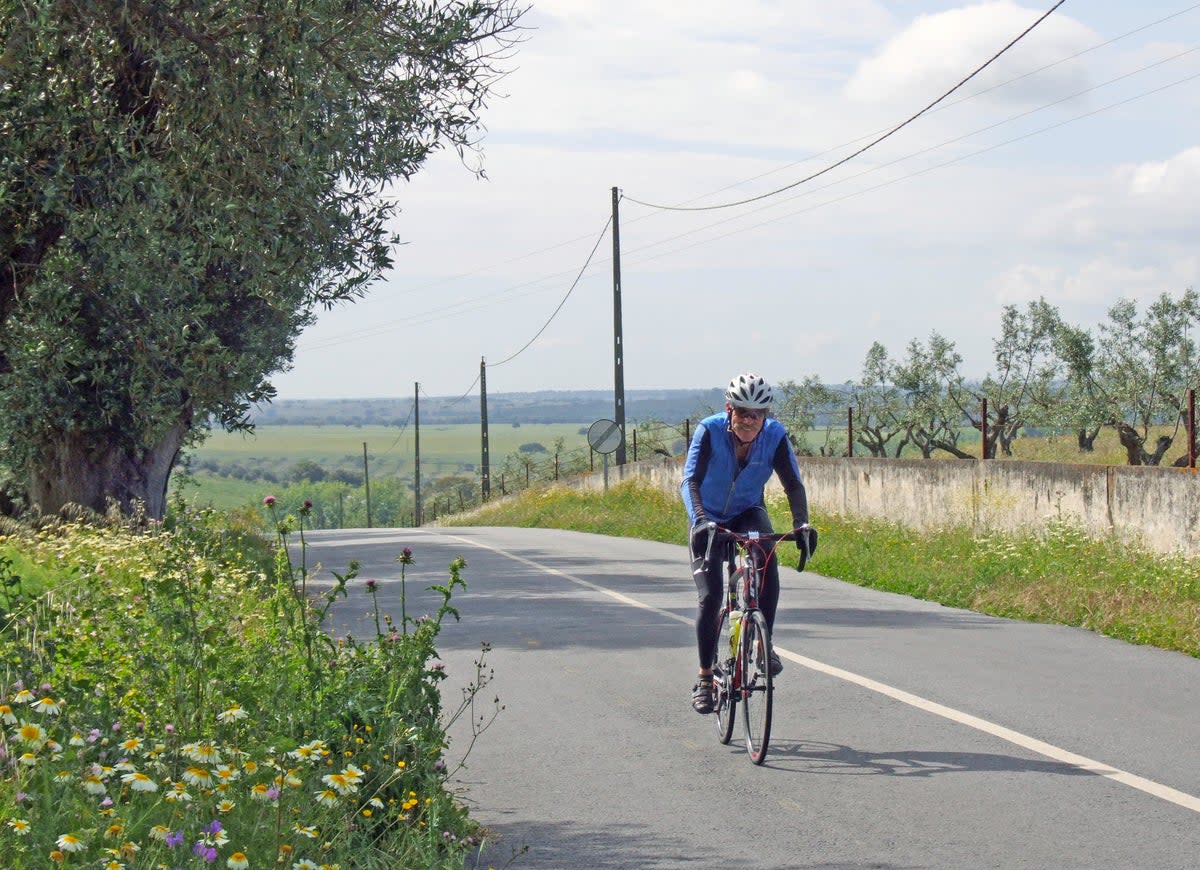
[439,530,1200,816]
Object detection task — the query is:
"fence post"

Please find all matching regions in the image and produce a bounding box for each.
[1190,388,1196,469]
[847,406,853,458]
[981,398,989,460]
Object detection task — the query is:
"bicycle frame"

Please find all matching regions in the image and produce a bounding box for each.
[699,523,806,763]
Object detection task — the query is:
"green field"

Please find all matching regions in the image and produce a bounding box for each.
[175,422,605,510]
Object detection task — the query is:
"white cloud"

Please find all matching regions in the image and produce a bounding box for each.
[845,2,1095,107]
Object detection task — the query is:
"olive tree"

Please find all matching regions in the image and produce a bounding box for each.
[848,342,908,457]
[950,299,1063,457]
[0,0,525,517]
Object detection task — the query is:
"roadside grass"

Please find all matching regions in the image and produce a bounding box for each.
[440,479,1200,658]
[0,505,499,868]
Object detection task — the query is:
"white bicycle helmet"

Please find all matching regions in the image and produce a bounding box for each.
[725,372,773,408]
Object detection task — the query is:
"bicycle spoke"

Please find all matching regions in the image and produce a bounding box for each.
[741,610,773,764]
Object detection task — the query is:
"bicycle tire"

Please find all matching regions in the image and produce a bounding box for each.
[740,609,773,764]
[712,607,736,744]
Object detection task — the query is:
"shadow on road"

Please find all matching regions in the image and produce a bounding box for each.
[761,740,1093,778]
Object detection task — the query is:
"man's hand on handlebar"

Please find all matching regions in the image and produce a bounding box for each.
[794,523,818,569]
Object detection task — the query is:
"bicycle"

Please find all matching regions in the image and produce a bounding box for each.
[697,522,811,765]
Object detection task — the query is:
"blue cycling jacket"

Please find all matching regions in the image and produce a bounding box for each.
[680,411,808,526]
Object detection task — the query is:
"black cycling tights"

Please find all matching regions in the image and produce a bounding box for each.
[692,506,780,669]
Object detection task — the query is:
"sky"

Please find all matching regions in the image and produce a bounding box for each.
[269,0,1200,402]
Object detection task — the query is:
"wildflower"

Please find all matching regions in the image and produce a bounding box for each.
[194,842,218,862]
[293,824,319,839]
[293,861,319,870]
[81,773,107,795]
[263,495,277,507]
[216,799,236,813]
[149,825,171,842]
[119,737,143,754]
[165,831,186,847]
[249,782,273,801]
[56,833,85,852]
[7,818,30,836]
[183,742,222,764]
[398,547,414,564]
[11,688,34,704]
[183,766,215,788]
[121,770,158,792]
[365,579,377,591]
[17,751,38,766]
[69,732,86,746]
[320,772,358,795]
[15,720,46,744]
[49,850,65,864]
[227,852,250,869]
[104,823,124,839]
[165,782,193,803]
[314,789,339,807]
[218,704,248,724]
[31,696,63,715]
[102,862,124,870]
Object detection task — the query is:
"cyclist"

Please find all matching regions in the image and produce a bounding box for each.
[681,372,817,714]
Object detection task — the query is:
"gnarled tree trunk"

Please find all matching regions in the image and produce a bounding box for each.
[25,423,188,520]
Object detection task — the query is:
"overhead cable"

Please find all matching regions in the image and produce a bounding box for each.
[487,214,612,368]
[622,0,1069,213]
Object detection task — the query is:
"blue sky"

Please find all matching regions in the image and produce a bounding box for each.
[271,1,1200,401]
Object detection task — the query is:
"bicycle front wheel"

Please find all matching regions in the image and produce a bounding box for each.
[740,609,773,764]
[711,608,737,745]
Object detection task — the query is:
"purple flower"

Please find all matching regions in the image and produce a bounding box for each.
[14,791,28,804]
[100,796,113,808]
[266,786,281,801]
[303,499,313,510]
[263,495,277,507]
[398,547,414,565]
[165,723,176,734]
[206,820,222,834]
[165,831,184,847]
[111,721,121,733]
[365,579,377,592]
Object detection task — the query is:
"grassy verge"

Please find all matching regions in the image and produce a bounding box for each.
[440,479,1200,658]
[0,505,499,868]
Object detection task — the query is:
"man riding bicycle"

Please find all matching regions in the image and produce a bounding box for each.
[681,372,817,714]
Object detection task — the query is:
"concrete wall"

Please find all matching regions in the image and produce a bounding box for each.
[573,455,1200,556]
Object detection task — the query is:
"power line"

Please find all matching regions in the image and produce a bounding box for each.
[621,68,1200,269]
[289,4,1195,355]
[615,48,1200,265]
[489,214,612,368]
[622,0,1068,212]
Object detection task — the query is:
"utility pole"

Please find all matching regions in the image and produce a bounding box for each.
[612,185,627,465]
[362,442,371,528]
[480,358,491,501]
[414,382,422,526]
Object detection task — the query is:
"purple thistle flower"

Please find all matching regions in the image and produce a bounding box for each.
[263,495,277,506]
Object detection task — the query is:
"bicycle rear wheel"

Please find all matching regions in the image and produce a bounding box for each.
[740,610,773,764]
[711,608,736,744]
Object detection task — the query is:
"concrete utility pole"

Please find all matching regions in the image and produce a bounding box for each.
[414,382,422,526]
[480,357,491,501]
[612,186,627,465]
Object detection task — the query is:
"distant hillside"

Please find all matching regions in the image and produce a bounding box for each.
[252,389,726,426]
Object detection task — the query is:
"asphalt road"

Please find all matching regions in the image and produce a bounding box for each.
[301,526,1200,870]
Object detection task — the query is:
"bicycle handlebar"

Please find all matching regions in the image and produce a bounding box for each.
[698,521,813,571]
